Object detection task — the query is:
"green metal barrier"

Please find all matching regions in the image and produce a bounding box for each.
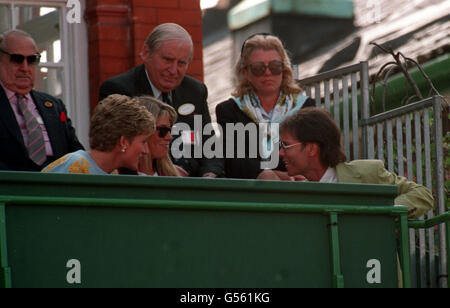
[408,212,450,288]
[0,171,410,288]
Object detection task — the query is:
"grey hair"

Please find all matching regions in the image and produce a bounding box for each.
[0,29,37,51]
[144,23,193,62]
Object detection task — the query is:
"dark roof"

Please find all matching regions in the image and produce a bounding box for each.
[203,0,450,113]
[298,0,450,78]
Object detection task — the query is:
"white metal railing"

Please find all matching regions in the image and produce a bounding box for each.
[298,62,370,161]
[361,96,447,288]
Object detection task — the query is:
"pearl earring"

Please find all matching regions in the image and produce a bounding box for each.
[121,147,126,153]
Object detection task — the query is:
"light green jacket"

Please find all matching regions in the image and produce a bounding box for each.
[336,160,434,218]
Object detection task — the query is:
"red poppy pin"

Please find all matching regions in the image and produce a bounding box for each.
[60,111,67,122]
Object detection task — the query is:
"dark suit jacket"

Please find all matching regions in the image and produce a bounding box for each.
[99,64,223,177]
[0,87,84,171]
[215,97,315,179]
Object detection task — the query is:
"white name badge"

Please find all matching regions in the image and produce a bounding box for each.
[178,103,195,116]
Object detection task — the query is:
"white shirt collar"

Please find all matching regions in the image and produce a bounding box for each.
[319,167,338,183]
[144,68,171,101]
[0,80,31,101]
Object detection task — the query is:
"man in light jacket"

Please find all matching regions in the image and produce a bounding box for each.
[258,107,433,219]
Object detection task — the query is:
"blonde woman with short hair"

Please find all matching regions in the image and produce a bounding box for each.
[42,94,155,174]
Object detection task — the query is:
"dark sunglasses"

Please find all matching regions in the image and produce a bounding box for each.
[156,126,171,138]
[247,60,284,77]
[0,49,41,65]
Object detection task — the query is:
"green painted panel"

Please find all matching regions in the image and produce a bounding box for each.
[339,215,398,287]
[275,0,354,18]
[0,171,403,287]
[0,172,398,206]
[7,204,331,287]
[229,0,354,30]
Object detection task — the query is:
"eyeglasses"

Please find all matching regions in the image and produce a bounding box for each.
[247,60,284,77]
[279,141,302,151]
[0,49,41,65]
[156,126,171,138]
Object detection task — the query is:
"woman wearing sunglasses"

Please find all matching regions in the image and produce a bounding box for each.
[215,33,315,179]
[136,96,183,176]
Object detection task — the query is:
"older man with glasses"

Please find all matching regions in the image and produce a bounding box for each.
[0,29,84,171]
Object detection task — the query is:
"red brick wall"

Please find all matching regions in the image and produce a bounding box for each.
[86,0,203,110]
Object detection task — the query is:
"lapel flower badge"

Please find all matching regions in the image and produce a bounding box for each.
[60,111,67,122]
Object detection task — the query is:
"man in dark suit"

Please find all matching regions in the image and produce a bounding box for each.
[0,30,84,171]
[99,23,223,177]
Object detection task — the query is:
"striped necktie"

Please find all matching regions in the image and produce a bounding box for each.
[16,95,47,165]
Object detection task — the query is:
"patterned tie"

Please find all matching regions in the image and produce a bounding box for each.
[16,95,47,165]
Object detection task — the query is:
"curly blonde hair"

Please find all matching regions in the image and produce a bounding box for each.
[232,34,301,97]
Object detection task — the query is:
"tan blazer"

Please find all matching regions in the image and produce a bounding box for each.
[336,160,434,218]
